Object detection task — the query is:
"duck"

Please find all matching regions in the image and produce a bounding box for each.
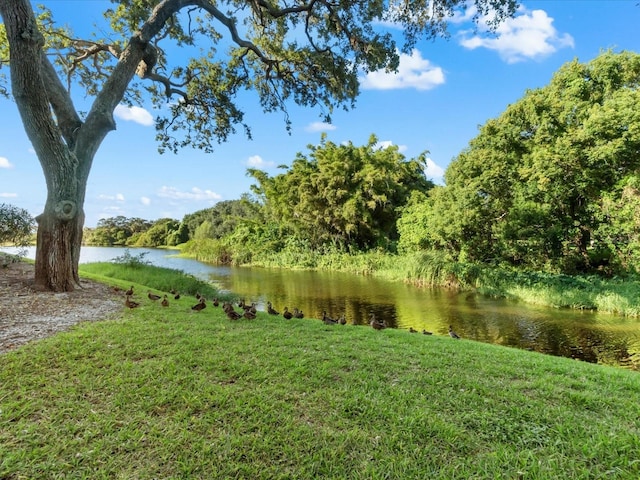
[422,329,433,335]
[369,313,386,330]
[293,308,304,319]
[226,308,242,320]
[283,307,293,319]
[161,295,169,307]
[267,301,280,315]
[125,285,134,296]
[212,298,219,307]
[191,297,206,311]
[322,311,338,325]
[448,325,461,339]
[125,295,139,309]
[243,309,257,320]
[148,291,161,301]
[195,292,202,300]
[170,289,177,295]
[338,314,347,325]
[173,292,181,300]
[409,327,418,333]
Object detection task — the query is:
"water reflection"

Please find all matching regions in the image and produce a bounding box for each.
[208,263,640,370]
[3,246,639,370]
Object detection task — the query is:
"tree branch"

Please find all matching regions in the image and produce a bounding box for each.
[79,0,199,161]
[39,51,82,148]
[192,0,275,67]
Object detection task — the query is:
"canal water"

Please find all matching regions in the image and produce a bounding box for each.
[4,246,639,370]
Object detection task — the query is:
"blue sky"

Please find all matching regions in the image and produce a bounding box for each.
[1,1,639,227]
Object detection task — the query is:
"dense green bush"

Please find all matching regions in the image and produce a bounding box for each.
[0,203,34,247]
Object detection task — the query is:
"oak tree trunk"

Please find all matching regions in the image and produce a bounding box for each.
[34,195,85,292]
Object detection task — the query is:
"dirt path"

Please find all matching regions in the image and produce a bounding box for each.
[0,258,122,354]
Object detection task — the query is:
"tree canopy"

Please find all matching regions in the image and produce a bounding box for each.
[248,134,434,250]
[0,0,518,291]
[398,50,640,274]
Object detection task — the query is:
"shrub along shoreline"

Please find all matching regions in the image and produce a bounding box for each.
[1,263,639,478]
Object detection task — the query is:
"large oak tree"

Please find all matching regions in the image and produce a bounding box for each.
[0,0,517,291]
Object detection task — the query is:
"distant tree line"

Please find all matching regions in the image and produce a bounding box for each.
[84,51,640,276]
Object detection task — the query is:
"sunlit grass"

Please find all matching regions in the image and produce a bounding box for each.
[79,261,224,301]
[1,266,640,478]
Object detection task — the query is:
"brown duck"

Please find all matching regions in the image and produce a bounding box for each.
[267,301,280,315]
[161,295,169,307]
[293,308,304,319]
[125,295,139,309]
[226,308,242,320]
[283,307,293,319]
[148,291,161,301]
[448,325,461,339]
[322,311,338,325]
[191,297,206,311]
[125,285,134,296]
[369,313,386,330]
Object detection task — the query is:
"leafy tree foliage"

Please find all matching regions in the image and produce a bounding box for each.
[180,198,258,240]
[84,216,152,246]
[0,203,34,246]
[0,0,518,291]
[399,51,640,274]
[248,134,434,250]
[134,218,181,247]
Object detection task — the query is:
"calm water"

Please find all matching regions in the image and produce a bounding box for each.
[4,246,640,370]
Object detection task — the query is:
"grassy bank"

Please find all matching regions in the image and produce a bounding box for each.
[1,264,640,478]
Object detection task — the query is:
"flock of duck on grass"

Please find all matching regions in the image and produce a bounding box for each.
[115,285,462,339]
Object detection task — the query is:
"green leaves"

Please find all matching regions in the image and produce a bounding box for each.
[248,135,433,250]
[0,203,34,247]
[400,51,640,274]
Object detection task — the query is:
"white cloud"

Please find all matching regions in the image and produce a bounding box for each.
[0,157,13,169]
[114,104,154,126]
[425,158,445,181]
[0,192,18,198]
[305,122,337,133]
[97,193,125,202]
[157,186,222,201]
[374,140,408,153]
[101,206,124,214]
[360,49,445,91]
[458,7,574,63]
[246,155,275,169]
[140,196,151,206]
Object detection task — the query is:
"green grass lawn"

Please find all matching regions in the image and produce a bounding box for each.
[1,265,640,479]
